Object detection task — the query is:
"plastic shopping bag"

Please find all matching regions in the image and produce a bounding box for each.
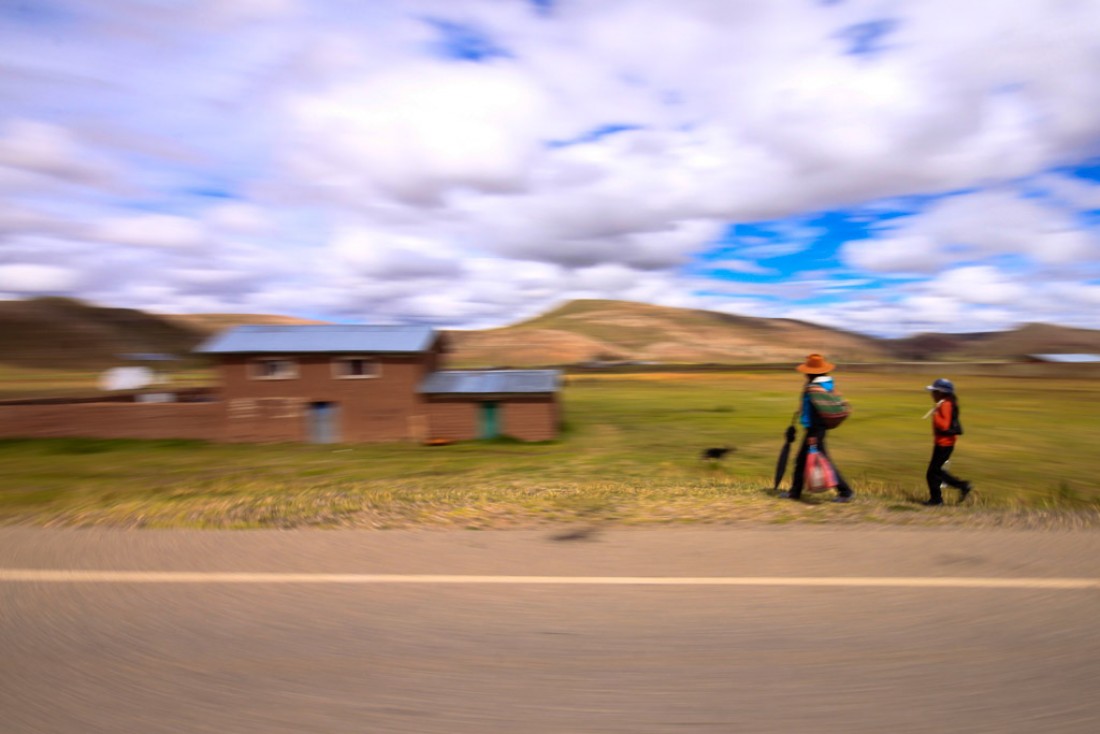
[805,441,838,493]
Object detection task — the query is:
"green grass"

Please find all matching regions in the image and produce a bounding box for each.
[0,364,215,400]
[1,370,1098,529]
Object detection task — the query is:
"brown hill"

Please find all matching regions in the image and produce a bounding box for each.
[0,300,331,370]
[165,313,329,335]
[0,297,207,369]
[446,299,893,367]
[954,323,1100,359]
[3,296,1097,371]
[886,323,1100,361]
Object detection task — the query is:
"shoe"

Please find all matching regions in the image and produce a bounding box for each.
[833,494,853,503]
[922,499,944,506]
[778,491,800,500]
[958,483,972,502]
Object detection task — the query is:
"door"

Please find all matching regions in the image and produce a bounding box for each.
[479,401,500,439]
[308,401,340,444]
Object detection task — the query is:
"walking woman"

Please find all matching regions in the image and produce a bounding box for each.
[781,354,854,503]
[924,378,972,506]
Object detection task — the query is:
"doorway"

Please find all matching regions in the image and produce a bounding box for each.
[478,402,500,439]
[308,401,340,444]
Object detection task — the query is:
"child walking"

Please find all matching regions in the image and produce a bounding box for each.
[923,378,972,506]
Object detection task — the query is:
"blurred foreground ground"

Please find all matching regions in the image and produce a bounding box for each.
[2,527,1098,733]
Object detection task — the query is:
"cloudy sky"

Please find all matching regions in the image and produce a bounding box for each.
[1,0,1099,337]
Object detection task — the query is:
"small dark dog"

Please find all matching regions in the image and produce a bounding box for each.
[701,445,735,460]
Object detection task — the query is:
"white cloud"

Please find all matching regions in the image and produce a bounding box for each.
[928,266,1025,305]
[93,214,209,250]
[0,203,68,236]
[328,226,461,279]
[841,235,940,274]
[0,263,81,292]
[1,0,1099,334]
[707,259,775,276]
[282,60,550,204]
[1031,228,1097,266]
[1033,173,1100,210]
[169,267,257,289]
[0,119,115,187]
[737,242,810,259]
[844,188,1100,275]
[1054,282,1100,307]
[204,203,270,235]
[571,263,642,293]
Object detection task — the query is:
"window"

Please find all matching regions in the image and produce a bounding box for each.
[333,357,380,379]
[251,358,298,380]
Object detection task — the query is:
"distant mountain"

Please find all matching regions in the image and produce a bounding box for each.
[2,296,1097,370]
[0,298,327,369]
[164,312,329,334]
[0,297,207,369]
[444,299,893,367]
[886,323,1100,361]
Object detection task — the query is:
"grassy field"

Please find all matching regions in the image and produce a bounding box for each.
[1,370,1098,529]
[0,365,214,400]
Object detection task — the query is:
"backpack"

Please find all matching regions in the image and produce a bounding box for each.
[806,384,851,429]
[946,402,963,436]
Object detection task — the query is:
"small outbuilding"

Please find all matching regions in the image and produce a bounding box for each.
[420,370,562,442]
[1024,353,1100,364]
[196,325,561,443]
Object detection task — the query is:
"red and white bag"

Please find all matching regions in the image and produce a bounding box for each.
[805,442,838,492]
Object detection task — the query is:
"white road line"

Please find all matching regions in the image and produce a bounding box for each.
[0,570,1097,590]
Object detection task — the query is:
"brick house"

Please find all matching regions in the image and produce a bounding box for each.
[197,325,562,443]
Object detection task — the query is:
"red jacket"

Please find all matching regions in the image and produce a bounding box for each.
[932,399,958,447]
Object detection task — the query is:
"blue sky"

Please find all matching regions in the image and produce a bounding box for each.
[1,0,1099,337]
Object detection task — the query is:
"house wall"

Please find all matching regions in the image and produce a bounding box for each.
[0,339,560,444]
[218,353,435,442]
[425,395,560,442]
[424,400,478,441]
[0,403,223,440]
[217,396,305,443]
[503,397,560,442]
[0,396,559,444]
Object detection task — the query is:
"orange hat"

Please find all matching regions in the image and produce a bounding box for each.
[796,353,835,374]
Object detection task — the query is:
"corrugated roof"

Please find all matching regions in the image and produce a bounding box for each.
[420,370,561,395]
[1029,353,1100,363]
[196,325,438,354]
[118,352,180,361]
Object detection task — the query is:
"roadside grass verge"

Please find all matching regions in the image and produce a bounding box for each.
[1,371,1097,529]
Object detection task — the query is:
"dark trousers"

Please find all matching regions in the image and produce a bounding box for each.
[790,427,852,499]
[926,444,967,502]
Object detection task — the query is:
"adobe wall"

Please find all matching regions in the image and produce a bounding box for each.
[219,397,305,443]
[425,400,478,441]
[0,396,560,443]
[502,397,560,442]
[424,396,560,442]
[0,402,223,441]
[219,354,434,442]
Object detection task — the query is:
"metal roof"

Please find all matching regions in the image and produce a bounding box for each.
[118,352,180,361]
[1029,353,1100,363]
[420,370,561,395]
[196,325,438,354]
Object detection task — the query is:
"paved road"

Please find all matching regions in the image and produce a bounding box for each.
[2,527,1099,733]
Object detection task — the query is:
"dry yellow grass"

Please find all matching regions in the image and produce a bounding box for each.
[1,370,1097,529]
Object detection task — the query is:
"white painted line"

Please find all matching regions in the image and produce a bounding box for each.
[0,570,1097,590]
